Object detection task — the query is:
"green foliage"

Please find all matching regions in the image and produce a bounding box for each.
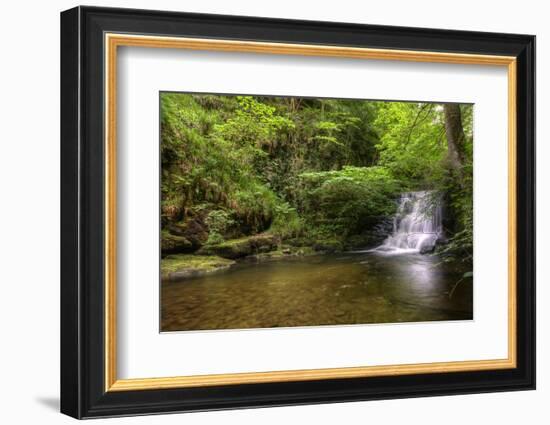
[374,102,447,187]
[215,96,295,149]
[160,92,473,259]
[270,202,306,239]
[437,107,473,261]
[204,210,236,244]
[299,166,400,235]
[160,93,284,230]
[439,161,473,261]
[205,232,225,246]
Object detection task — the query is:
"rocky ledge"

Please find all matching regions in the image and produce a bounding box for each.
[161,239,319,282]
[197,233,279,259]
[161,255,236,282]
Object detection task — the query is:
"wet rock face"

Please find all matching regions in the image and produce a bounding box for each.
[342,217,394,250]
[419,244,435,254]
[368,217,395,245]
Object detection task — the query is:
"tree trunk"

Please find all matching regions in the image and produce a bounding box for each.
[443,104,466,173]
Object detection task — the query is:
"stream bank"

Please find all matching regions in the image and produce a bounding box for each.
[162,241,319,282]
[162,190,450,282]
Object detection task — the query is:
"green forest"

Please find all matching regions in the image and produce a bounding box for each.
[160,93,473,279]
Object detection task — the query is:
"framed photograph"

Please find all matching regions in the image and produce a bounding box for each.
[60,6,535,419]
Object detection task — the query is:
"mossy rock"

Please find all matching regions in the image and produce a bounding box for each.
[285,237,315,247]
[294,246,316,256]
[199,234,279,259]
[161,230,193,254]
[167,217,208,249]
[247,245,317,262]
[312,239,344,253]
[161,254,235,281]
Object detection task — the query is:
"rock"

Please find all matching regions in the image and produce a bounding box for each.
[162,213,209,256]
[161,254,235,281]
[169,265,232,280]
[199,239,252,259]
[360,218,395,248]
[243,245,317,263]
[168,217,208,249]
[161,231,193,254]
[257,245,272,253]
[313,239,343,253]
[199,234,279,259]
[285,237,314,247]
[419,244,435,254]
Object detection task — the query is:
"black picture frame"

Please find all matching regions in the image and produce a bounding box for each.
[61,5,535,419]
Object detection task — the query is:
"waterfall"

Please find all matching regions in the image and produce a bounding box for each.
[375,190,443,254]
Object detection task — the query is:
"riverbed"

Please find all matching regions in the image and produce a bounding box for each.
[161,251,473,332]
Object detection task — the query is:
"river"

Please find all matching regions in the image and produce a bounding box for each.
[161,251,472,332]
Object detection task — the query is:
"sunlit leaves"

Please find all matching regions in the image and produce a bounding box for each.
[299,166,400,235]
[160,93,473,259]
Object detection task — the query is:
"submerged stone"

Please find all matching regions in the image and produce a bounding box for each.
[161,254,236,282]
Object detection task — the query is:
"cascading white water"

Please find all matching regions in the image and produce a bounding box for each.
[375,190,443,254]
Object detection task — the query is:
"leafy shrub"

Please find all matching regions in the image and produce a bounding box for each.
[205,231,225,246]
[270,202,306,239]
[299,166,400,235]
[205,210,236,238]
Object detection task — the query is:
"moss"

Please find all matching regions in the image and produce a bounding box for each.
[214,233,277,247]
[285,237,315,247]
[213,236,251,247]
[247,246,317,262]
[199,233,279,259]
[161,229,193,254]
[294,246,317,256]
[161,254,235,281]
[312,239,344,253]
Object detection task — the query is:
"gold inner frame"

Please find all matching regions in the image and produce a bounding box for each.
[104,33,517,392]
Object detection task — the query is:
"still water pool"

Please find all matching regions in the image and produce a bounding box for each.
[161,252,472,332]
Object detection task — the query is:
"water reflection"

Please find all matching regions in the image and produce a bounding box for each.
[161,252,472,332]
